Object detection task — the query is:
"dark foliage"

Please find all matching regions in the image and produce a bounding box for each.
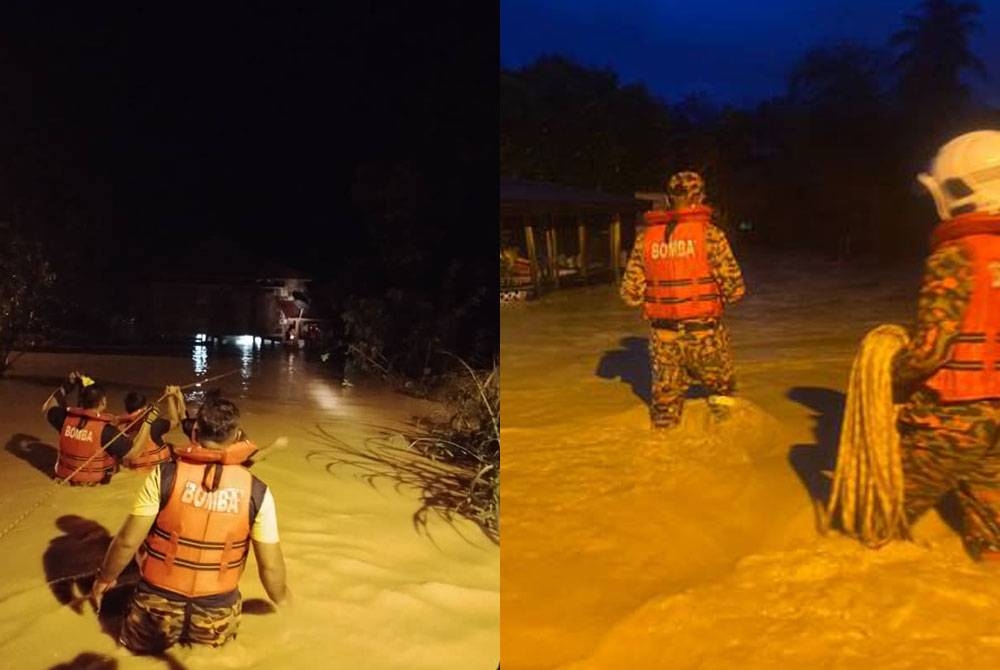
[501,1,997,261]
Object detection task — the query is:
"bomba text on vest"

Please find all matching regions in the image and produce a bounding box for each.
[650,239,696,260]
[180,481,242,513]
[63,425,95,442]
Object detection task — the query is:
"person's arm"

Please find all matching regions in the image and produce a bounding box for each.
[42,371,79,414]
[102,423,135,462]
[249,486,289,604]
[707,226,746,305]
[252,540,289,605]
[619,228,647,307]
[90,513,156,610]
[892,243,973,391]
[120,407,160,461]
[90,467,162,609]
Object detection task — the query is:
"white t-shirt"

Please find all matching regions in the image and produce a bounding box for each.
[131,465,280,543]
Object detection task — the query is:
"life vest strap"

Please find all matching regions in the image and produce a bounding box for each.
[143,545,246,571]
[151,524,248,550]
[645,295,693,304]
[943,361,986,370]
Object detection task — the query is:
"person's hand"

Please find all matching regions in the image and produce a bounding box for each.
[90,574,115,612]
[143,404,161,424]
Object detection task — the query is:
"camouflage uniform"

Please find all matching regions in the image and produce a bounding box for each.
[893,243,1000,559]
[621,223,746,427]
[119,583,242,652]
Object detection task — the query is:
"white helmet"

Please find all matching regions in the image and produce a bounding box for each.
[917,129,1000,220]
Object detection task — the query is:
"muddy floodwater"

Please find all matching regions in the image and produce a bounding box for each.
[0,343,499,670]
[501,250,1000,669]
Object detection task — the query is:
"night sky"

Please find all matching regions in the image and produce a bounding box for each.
[0,3,496,280]
[501,0,1000,107]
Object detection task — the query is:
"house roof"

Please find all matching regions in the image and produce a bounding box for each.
[501,178,650,219]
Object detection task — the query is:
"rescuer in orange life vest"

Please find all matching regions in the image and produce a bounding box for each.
[620,171,747,428]
[117,385,187,470]
[90,394,289,652]
[892,130,1000,561]
[42,371,133,484]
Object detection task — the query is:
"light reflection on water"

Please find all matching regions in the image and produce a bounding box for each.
[186,338,323,405]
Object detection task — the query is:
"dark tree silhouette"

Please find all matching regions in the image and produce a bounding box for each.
[891,0,986,143]
[501,55,672,193]
[0,223,56,374]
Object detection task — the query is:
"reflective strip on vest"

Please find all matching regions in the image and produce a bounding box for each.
[925,233,1000,401]
[140,458,253,598]
[56,410,116,483]
[641,215,723,322]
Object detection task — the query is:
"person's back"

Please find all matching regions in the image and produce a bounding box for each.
[42,373,131,485]
[619,171,746,428]
[117,386,186,470]
[90,394,288,653]
[893,130,1000,561]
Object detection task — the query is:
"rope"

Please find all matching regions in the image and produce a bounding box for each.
[823,324,911,548]
[0,368,241,543]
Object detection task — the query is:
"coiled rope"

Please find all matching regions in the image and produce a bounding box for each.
[823,324,911,548]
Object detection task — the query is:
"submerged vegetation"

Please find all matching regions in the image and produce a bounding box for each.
[309,362,500,544]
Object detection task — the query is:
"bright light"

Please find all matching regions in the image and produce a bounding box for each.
[195,333,208,343]
[235,335,255,347]
[192,344,208,375]
[254,336,262,347]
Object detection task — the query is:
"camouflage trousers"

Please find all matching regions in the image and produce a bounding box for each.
[648,323,735,428]
[899,389,1000,560]
[119,586,242,653]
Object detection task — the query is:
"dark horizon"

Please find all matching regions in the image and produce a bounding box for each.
[0,4,495,280]
[501,0,1000,108]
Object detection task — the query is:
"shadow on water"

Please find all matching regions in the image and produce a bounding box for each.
[42,515,138,645]
[242,598,278,615]
[5,433,57,479]
[596,337,651,404]
[787,387,845,515]
[43,516,113,614]
[49,651,187,669]
[49,652,117,670]
[595,336,718,405]
[786,386,966,536]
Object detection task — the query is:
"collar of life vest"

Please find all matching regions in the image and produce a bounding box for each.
[66,407,116,422]
[931,212,1000,250]
[644,205,713,226]
[174,440,258,466]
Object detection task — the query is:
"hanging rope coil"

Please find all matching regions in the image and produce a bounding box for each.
[824,324,911,548]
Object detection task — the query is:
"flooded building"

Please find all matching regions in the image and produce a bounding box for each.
[500,178,650,301]
[137,236,329,341]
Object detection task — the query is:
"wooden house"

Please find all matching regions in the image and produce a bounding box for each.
[500,178,650,299]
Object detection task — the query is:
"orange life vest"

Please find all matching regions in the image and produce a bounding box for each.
[139,440,261,598]
[642,206,723,321]
[924,215,1000,402]
[56,408,118,484]
[116,410,173,469]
